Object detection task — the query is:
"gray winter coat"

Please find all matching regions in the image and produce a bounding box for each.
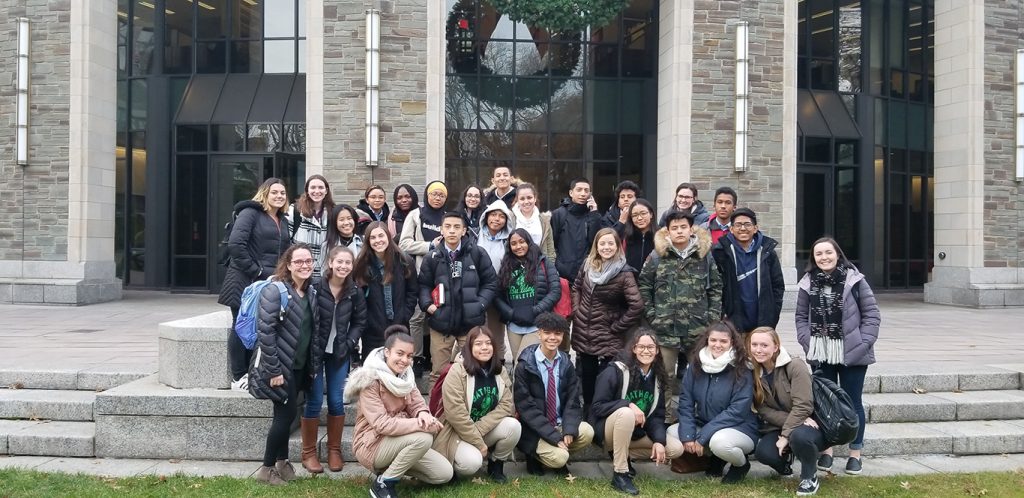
[794,267,881,366]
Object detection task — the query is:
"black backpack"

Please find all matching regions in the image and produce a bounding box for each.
[811,373,860,447]
[217,213,239,268]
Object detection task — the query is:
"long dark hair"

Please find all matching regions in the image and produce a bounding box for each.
[461,327,503,376]
[272,243,314,291]
[391,184,419,219]
[803,236,853,274]
[353,221,413,286]
[325,204,359,252]
[498,228,541,289]
[619,327,669,392]
[295,174,335,218]
[622,198,656,240]
[687,320,748,380]
[455,184,483,215]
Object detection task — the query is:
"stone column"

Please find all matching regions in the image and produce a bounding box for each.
[305,0,324,177]
[656,0,694,215]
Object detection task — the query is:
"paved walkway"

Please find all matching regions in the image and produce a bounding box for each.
[2,291,1023,376]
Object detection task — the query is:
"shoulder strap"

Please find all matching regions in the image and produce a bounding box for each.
[851,279,861,302]
[290,205,301,239]
[613,361,630,400]
[271,281,290,321]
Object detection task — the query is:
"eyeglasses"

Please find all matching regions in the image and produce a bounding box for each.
[733,222,756,229]
[291,259,314,267]
[631,211,651,219]
[677,195,695,200]
[634,344,657,352]
[428,192,446,199]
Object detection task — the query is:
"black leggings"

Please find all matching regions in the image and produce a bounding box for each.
[227,306,252,380]
[755,426,825,480]
[577,352,612,409]
[263,372,300,466]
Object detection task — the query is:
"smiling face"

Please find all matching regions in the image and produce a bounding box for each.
[471,333,494,364]
[675,187,696,210]
[366,187,386,211]
[307,179,327,205]
[485,210,507,234]
[368,227,390,255]
[813,241,839,273]
[509,232,529,258]
[268,183,288,210]
[633,335,658,368]
[667,217,693,248]
[492,167,512,191]
[569,181,591,205]
[596,233,618,261]
[335,209,355,237]
[441,216,466,248]
[395,187,414,211]
[329,250,354,281]
[288,248,314,284]
[730,215,758,246]
[538,328,563,356]
[748,331,779,367]
[385,339,415,375]
[707,330,733,359]
[617,189,637,210]
[630,204,652,231]
[516,187,536,214]
[464,187,482,209]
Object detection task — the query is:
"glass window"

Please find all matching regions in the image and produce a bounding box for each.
[130,79,148,131]
[809,0,835,58]
[131,0,156,75]
[835,167,859,259]
[835,140,858,164]
[248,124,282,152]
[804,137,831,163]
[176,125,208,152]
[265,0,297,38]
[836,2,861,92]
[196,40,227,73]
[233,0,263,39]
[810,59,835,90]
[297,39,307,74]
[298,0,307,37]
[281,124,306,152]
[212,124,246,151]
[196,0,228,39]
[128,131,147,285]
[264,40,296,73]
[174,155,208,257]
[231,41,262,73]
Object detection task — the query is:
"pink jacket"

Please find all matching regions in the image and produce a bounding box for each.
[351,378,434,470]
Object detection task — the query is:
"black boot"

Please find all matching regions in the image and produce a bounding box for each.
[721,460,751,484]
[611,472,639,495]
[705,455,726,477]
[607,452,637,477]
[487,459,507,483]
[526,455,545,476]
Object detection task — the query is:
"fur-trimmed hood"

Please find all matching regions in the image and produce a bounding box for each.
[653,225,712,259]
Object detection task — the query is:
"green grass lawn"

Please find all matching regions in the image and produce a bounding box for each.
[0,468,1021,497]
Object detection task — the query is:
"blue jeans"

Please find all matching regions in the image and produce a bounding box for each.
[304,355,349,418]
[815,363,867,450]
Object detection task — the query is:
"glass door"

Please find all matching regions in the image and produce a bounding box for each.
[208,155,274,290]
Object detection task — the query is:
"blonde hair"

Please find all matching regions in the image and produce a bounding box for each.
[252,178,290,215]
[747,326,782,408]
[586,227,625,271]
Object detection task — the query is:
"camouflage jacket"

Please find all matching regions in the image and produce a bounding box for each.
[638,227,723,350]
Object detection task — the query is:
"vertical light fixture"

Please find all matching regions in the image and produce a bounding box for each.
[734,21,749,172]
[365,9,381,168]
[1016,48,1023,181]
[17,17,30,166]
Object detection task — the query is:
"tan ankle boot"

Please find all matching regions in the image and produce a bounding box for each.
[300,417,323,474]
[326,415,345,471]
[254,465,286,485]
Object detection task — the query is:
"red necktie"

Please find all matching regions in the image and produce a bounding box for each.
[545,360,558,427]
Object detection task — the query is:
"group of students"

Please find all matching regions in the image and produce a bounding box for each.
[215,168,881,497]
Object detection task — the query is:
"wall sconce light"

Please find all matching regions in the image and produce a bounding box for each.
[365,9,380,168]
[734,21,748,173]
[1016,48,1023,182]
[17,17,30,167]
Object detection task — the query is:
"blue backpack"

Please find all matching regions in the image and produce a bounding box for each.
[234,279,290,350]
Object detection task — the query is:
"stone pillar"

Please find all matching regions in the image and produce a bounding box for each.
[925,0,1024,307]
[305,0,324,177]
[656,0,694,215]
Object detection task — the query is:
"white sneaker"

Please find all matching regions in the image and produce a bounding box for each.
[231,374,249,392]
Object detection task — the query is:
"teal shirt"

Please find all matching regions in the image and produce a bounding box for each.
[291,294,313,371]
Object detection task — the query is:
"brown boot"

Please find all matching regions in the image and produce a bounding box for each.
[300,417,323,474]
[326,415,345,472]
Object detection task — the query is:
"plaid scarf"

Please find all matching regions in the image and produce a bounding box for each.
[807,264,848,365]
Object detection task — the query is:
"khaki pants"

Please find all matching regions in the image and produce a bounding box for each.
[660,346,681,423]
[409,308,426,357]
[429,329,467,386]
[452,417,522,476]
[373,432,453,484]
[666,424,754,467]
[535,422,595,469]
[484,307,507,364]
[603,406,684,473]
[507,331,540,370]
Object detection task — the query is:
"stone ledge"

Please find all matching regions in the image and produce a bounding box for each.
[0,278,121,305]
[7,421,95,458]
[157,311,233,389]
[0,389,96,422]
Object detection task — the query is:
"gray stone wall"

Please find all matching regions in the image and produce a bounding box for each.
[321,0,429,205]
[983,0,1023,268]
[690,0,787,240]
[0,1,71,261]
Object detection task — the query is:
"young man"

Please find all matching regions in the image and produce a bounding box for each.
[550,178,603,280]
[477,200,516,362]
[400,181,449,377]
[484,165,517,208]
[602,180,641,231]
[708,187,737,245]
[638,211,722,422]
[711,208,785,334]
[418,212,498,387]
[514,312,595,475]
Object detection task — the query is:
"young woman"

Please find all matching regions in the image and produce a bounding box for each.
[433,327,521,483]
[658,182,710,228]
[749,327,823,496]
[494,228,561,366]
[455,184,484,238]
[353,222,419,358]
[591,329,684,496]
[287,174,335,277]
[326,204,364,256]
[795,237,880,475]
[357,185,391,236]
[510,182,556,262]
[670,321,758,484]
[345,325,454,497]
[621,199,656,271]
[248,244,322,485]
[389,184,419,239]
[572,227,644,411]
[218,178,290,392]
[301,246,367,474]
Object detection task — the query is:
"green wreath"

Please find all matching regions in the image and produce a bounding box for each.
[490,0,630,32]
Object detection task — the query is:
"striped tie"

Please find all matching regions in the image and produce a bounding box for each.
[545,360,558,427]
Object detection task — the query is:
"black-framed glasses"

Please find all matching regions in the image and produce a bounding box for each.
[291,259,314,267]
[733,222,756,229]
[634,344,657,352]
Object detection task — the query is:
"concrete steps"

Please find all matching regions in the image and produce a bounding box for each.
[0,389,96,421]
[864,390,1024,423]
[0,420,95,457]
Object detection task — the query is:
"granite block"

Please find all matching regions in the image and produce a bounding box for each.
[7,421,94,457]
[0,420,44,454]
[863,393,956,423]
[929,390,1024,420]
[858,422,954,456]
[184,417,273,461]
[956,368,1021,391]
[95,375,274,418]
[0,370,79,390]
[0,389,95,421]
[94,415,187,459]
[76,369,151,392]
[158,337,231,389]
[923,420,1024,455]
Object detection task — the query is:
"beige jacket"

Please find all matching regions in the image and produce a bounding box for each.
[431,362,515,462]
[348,369,434,471]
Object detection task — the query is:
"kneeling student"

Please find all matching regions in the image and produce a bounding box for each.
[591,328,684,495]
[433,327,521,482]
[514,312,595,475]
[345,325,453,498]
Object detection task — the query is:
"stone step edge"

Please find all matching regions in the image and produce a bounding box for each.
[1,420,95,458]
[0,389,97,422]
[864,390,1024,423]
[0,370,152,392]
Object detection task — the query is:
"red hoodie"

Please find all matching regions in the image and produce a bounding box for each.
[709,217,730,245]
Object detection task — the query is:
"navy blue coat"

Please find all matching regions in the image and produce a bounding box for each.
[677,362,759,447]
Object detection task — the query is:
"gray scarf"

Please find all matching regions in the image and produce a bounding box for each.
[588,255,628,285]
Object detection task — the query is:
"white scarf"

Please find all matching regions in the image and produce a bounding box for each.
[362,346,416,398]
[698,347,736,374]
[513,205,543,246]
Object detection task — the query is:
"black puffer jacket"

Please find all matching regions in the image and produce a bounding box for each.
[622,228,655,271]
[712,234,785,333]
[571,266,644,358]
[317,278,367,363]
[514,345,584,454]
[362,253,419,350]
[248,282,322,403]
[217,201,289,308]
[417,238,498,336]
[590,362,668,447]
[550,200,603,280]
[494,254,561,327]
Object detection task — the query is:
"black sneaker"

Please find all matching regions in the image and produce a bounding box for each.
[816,454,833,471]
[526,455,546,476]
[611,472,640,495]
[705,455,726,477]
[369,475,398,498]
[721,460,750,484]
[796,476,820,496]
[778,447,795,477]
[845,457,862,475]
[487,459,507,483]
[627,458,637,478]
